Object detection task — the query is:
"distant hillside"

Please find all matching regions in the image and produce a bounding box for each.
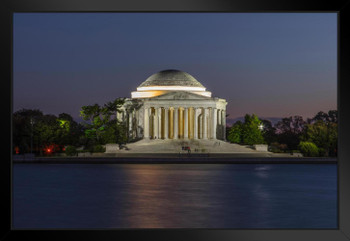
[226,117,282,126]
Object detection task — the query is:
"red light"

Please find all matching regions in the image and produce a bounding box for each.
[47,148,51,153]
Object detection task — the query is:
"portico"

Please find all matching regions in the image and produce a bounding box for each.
[119,69,227,141]
[143,104,226,140]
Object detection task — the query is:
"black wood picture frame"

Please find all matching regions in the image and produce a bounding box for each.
[2,0,350,240]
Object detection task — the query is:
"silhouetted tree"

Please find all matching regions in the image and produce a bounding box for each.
[275,116,306,150]
[227,114,265,145]
[13,109,43,153]
[227,121,243,144]
[56,113,84,146]
[260,119,278,145]
[80,98,126,145]
[302,116,338,157]
[241,114,265,145]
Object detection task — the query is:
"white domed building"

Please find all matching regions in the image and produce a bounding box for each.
[118,69,227,141]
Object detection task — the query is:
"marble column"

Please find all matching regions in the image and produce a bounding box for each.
[158,107,162,139]
[199,113,203,139]
[144,107,149,139]
[222,110,225,124]
[169,108,173,139]
[222,110,226,141]
[189,108,194,139]
[174,107,178,139]
[154,108,159,139]
[212,108,217,139]
[134,110,138,138]
[203,108,208,139]
[208,108,212,139]
[194,108,198,139]
[217,109,221,139]
[184,108,188,139]
[178,108,183,139]
[164,108,168,139]
[128,110,133,138]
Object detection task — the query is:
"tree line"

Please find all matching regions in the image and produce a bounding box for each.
[13,98,127,155]
[227,110,338,157]
[13,99,337,157]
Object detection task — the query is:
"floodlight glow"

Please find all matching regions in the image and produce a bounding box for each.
[131,90,166,98]
[137,86,206,92]
[131,90,212,99]
[192,91,212,97]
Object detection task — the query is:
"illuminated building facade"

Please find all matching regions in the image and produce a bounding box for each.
[118,69,227,140]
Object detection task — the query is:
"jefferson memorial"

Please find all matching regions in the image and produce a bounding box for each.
[118,69,227,141]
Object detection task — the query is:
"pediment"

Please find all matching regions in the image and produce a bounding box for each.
[151,91,211,100]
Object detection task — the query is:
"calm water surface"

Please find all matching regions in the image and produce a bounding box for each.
[13,163,337,229]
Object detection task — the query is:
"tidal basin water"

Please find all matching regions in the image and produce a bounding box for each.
[13,163,337,229]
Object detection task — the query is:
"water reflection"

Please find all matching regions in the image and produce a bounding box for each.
[254,165,272,179]
[117,165,225,228]
[13,164,337,229]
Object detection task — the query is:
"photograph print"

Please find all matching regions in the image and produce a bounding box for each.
[12,13,337,229]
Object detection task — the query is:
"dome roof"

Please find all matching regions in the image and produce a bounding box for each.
[138,69,204,88]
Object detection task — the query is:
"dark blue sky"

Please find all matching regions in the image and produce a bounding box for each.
[13,13,337,120]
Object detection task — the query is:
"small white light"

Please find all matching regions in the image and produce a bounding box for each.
[258,124,264,130]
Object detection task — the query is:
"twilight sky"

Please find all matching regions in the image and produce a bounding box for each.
[13,13,337,121]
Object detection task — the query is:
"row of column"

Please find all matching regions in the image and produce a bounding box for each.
[144,107,226,140]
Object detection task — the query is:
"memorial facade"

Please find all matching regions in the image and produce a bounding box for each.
[118,69,227,140]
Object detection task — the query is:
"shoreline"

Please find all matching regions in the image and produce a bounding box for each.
[12,154,337,164]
